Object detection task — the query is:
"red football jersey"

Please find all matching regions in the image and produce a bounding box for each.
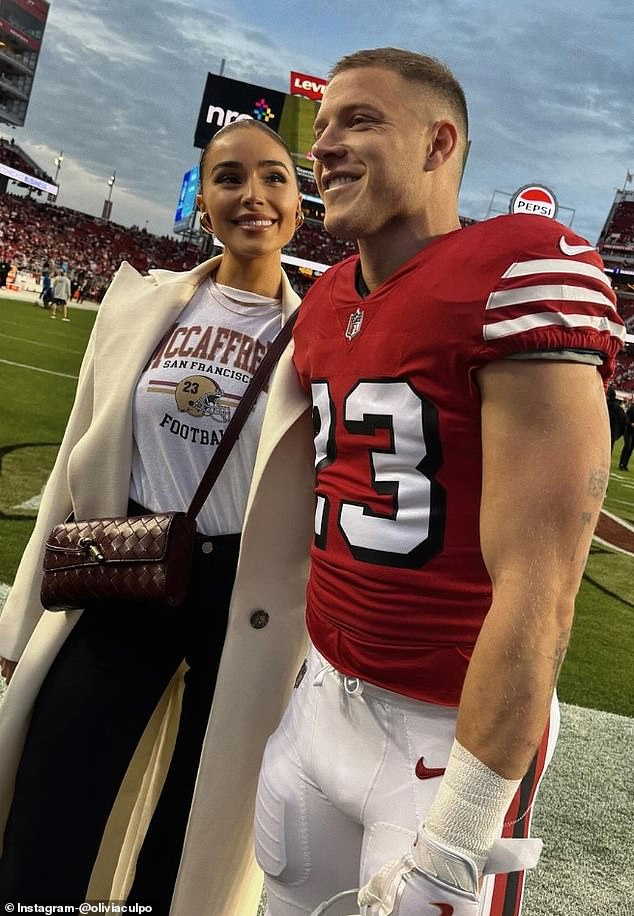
[293,214,624,705]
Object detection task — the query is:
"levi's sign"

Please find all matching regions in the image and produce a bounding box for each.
[290,70,328,101]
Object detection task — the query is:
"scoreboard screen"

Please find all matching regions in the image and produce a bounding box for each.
[174,164,200,232]
[194,73,319,171]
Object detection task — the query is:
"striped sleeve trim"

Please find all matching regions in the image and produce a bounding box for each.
[501,258,613,291]
[486,284,616,313]
[483,311,626,342]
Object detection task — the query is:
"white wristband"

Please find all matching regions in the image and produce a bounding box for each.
[421,739,521,873]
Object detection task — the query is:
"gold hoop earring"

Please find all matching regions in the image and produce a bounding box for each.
[199,211,214,235]
[295,209,305,229]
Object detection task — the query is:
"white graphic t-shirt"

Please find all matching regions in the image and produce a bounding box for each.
[130,276,283,535]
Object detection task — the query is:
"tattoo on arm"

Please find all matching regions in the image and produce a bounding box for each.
[569,511,593,562]
[568,467,608,563]
[588,467,609,500]
[549,630,570,693]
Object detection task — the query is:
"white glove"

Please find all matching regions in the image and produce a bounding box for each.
[357,826,542,916]
[357,829,479,916]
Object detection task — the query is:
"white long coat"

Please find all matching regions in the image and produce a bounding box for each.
[0,256,315,914]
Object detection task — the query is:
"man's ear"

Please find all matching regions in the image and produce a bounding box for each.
[424,121,459,172]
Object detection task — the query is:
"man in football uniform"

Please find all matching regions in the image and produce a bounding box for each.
[254,49,624,916]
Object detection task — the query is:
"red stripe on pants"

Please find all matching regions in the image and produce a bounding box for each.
[488,716,551,916]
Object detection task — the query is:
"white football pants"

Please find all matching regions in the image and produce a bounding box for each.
[255,643,560,916]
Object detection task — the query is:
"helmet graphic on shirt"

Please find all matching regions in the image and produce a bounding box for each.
[174,375,231,422]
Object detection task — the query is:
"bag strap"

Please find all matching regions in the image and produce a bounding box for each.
[186,307,299,521]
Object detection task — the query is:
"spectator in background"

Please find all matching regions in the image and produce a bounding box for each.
[618,398,634,470]
[50,269,71,321]
[38,269,52,308]
[607,385,626,452]
[78,279,91,303]
[0,254,10,288]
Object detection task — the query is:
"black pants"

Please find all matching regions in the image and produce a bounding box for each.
[619,428,634,469]
[0,513,239,913]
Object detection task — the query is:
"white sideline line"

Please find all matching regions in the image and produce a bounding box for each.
[604,498,634,511]
[12,488,44,511]
[0,359,78,380]
[593,535,634,559]
[0,332,84,355]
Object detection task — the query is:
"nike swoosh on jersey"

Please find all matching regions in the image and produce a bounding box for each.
[415,757,446,779]
[559,236,597,256]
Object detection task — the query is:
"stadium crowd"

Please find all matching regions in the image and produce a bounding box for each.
[0,189,356,298]
[599,197,634,270]
[612,348,634,392]
[0,161,632,390]
[286,221,357,264]
[600,200,634,253]
[0,193,201,299]
[0,137,54,185]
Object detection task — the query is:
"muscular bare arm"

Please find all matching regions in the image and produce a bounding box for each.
[456,359,610,779]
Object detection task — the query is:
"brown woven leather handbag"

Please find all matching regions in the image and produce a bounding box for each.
[40,310,298,612]
[41,513,196,610]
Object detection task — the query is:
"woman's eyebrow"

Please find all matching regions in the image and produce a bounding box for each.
[211,159,290,172]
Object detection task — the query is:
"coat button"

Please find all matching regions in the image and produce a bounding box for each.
[201,540,214,554]
[250,609,269,629]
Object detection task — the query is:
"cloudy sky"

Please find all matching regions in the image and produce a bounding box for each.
[6,0,634,243]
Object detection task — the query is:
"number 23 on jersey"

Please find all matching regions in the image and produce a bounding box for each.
[311,379,446,570]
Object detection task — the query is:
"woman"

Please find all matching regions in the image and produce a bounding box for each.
[0,120,315,914]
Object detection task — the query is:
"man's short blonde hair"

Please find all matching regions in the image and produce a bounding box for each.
[330,47,468,147]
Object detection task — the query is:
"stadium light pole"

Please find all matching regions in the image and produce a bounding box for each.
[49,150,63,203]
[53,151,64,183]
[105,171,116,222]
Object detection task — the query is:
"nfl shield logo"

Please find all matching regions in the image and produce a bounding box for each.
[345,308,364,340]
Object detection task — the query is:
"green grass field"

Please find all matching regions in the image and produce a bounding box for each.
[1,294,633,718]
[0,297,98,584]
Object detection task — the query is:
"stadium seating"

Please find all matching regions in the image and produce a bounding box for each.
[613,348,634,392]
[616,295,634,325]
[298,173,318,197]
[0,186,631,390]
[599,198,634,268]
[0,193,201,299]
[0,190,358,296]
[287,221,357,264]
[602,200,634,245]
[0,136,54,186]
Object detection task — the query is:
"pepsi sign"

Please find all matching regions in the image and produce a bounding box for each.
[510,184,558,219]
